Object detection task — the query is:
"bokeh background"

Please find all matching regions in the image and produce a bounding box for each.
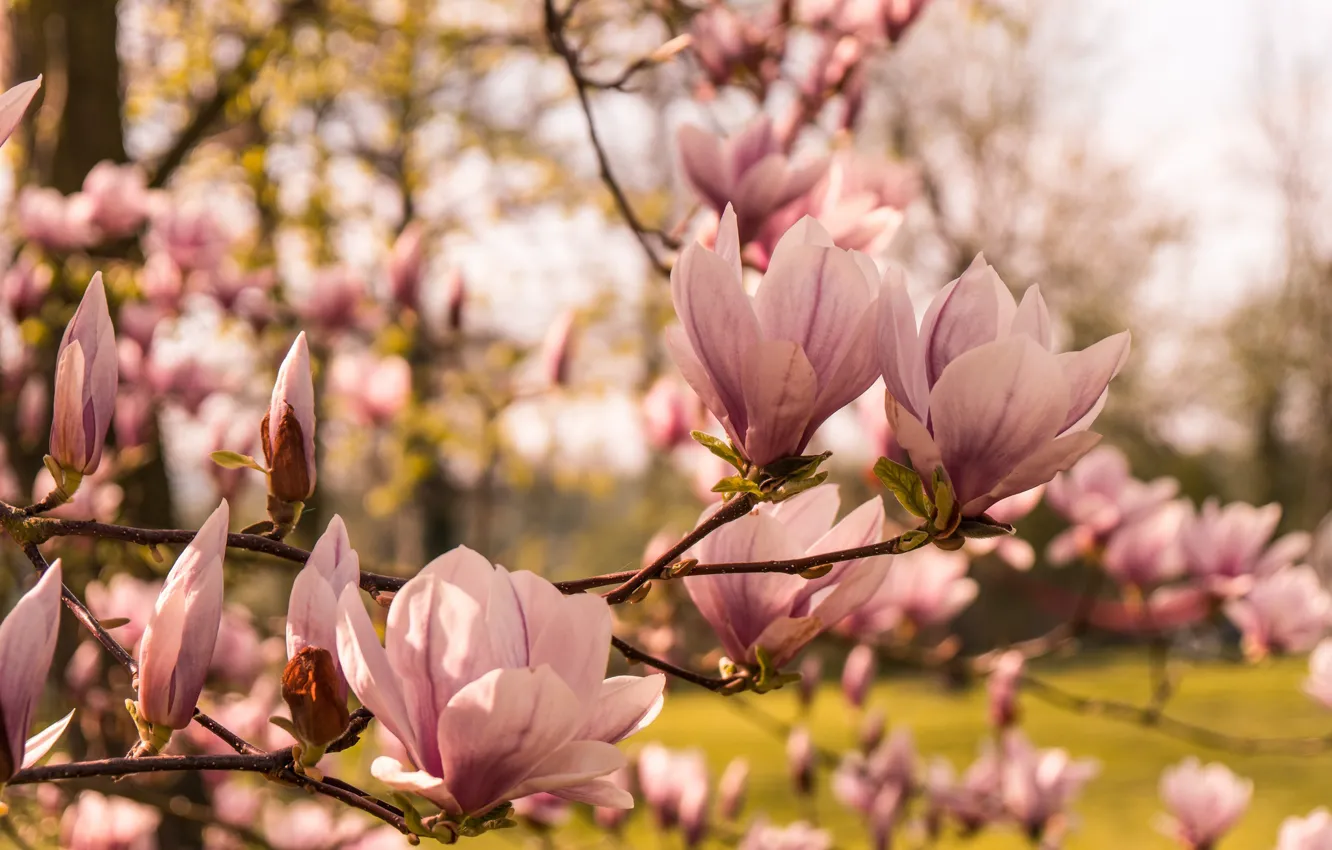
[4,0,1332,847]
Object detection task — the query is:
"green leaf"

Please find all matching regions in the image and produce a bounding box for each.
[210,450,268,473]
[873,457,932,518]
[770,471,829,502]
[931,466,959,536]
[897,529,931,552]
[763,451,832,482]
[956,516,1016,539]
[690,431,744,471]
[711,476,765,496]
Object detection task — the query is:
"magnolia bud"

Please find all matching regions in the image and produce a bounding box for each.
[262,332,316,505]
[0,77,41,148]
[540,310,576,388]
[842,644,877,709]
[718,758,749,821]
[49,273,118,485]
[787,727,815,797]
[859,707,886,753]
[282,647,350,765]
[387,222,425,311]
[988,651,1024,730]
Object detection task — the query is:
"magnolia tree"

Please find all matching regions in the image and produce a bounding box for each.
[0,2,1330,849]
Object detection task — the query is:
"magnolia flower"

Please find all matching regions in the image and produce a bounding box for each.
[878,256,1129,517]
[642,376,699,451]
[50,273,118,479]
[294,266,366,333]
[838,547,977,640]
[1000,731,1099,839]
[263,333,316,504]
[1182,499,1310,596]
[689,5,767,87]
[82,161,153,238]
[1046,447,1178,554]
[146,204,231,271]
[511,792,572,829]
[336,547,665,818]
[1278,809,1332,850]
[841,644,877,708]
[387,221,426,311]
[637,744,710,845]
[739,819,833,850]
[966,485,1044,570]
[60,791,162,850]
[327,350,411,428]
[0,562,71,786]
[592,768,633,832]
[1305,640,1332,710]
[0,76,40,147]
[262,800,367,850]
[923,751,1003,835]
[288,516,359,693]
[684,486,888,668]
[677,117,827,245]
[1158,757,1252,849]
[86,574,161,653]
[833,728,917,817]
[718,757,749,820]
[987,650,1023,730]
[787,727,814,795]
[667,208,880,468]
[135,501,229,742]
[1224,566,1332,658]
[2,253,52,322]
[16,186,98,250]
[797,654,823,708]
[1101,499,1189,589]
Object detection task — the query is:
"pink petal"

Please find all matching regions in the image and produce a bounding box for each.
[665,324,735,439]
[0,561,62,776]
[1010,286,1051,349]
[50,342,88,469]
[336,585,422,769]
[371,756,460,813]
[929,338,1069,510]
[715,205,742,282]
[740,339,817,466]
[886,395,941,488]
[671,243,761,435]
[0,77,40,147]
[1056,331,1130,432]
[578,675,666,744]
[972,431,1104,516]
[550,777,636,808]
[308,514,360,592]
[751,616,823,669]
[271,332,316,488]
[766,484,842,552]
[510,740,628,801]
[918,255,1016,387]
[875,266,929,419]
[20,709,74,769]
[806,306,880,441]
[436,666,585,815]
[508,571,612,706]
[418,545,500,606]
[797,495,886,602]
[677,125,730,210]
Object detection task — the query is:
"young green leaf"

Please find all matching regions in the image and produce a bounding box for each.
[897,529,931,552]
[931,466,959,536]
[873,457,932,518]
[711,476,765,496]
[210,450,268,473]
[956,516,1016,539]
[691,430,745,470]
[770,471,829,502]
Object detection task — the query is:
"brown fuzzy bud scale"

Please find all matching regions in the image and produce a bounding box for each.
[282,647,349,749]
[261,405,313,503]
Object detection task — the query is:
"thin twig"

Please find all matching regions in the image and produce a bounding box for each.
[611,636,739,692]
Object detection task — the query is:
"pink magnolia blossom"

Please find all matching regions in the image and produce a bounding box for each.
[718,757,749,820]
[1305,640,1332,710]
[1101,499,1189,589]
[60,791,161,850]
[797,653,822,708]
[140,253,184,311]
[335,546,665,817]
[798,0,932,43]
[591,767,633,831]
[923,750,1002,835]
[856,383,904,466]
[754,152,918,265]
[787,726,814,795]
[16,186,98,250]
[1158,757,1252,849]
[136,501,229,733]
[638,744,710,845]
[82,161,153,238]
[684,486,888,668]
[838,547,977,639]
[841,643,877,708]
[689,5,768,88]
[0,77,41,147]
[2,253,53,321]
[264,333,316,503]
[1278,808,1332,850]
[511,791,572,828]
[327,350,411,428]
[86,573,163,653]
[987,650,1023,730]
[50,273,118,477]
[878,255,1130,517]
[288,515,360,698]
[183,679,287,756]
[668,207,880,467]
[262,800,366,850]
[642,376,700,451]
[293,267,367,333]
[1000,731,1099,839]
[1046,447,1178,562]
[146,344,225,415]
[146,204,230,271]
[739,819,833,850]
[1224,566,1332,658]
[966,485,1044,570]
[386,222,426,311]
[833,728,917,817]
[677,117,828,245]
[1182,499,1310,596]
[0,562,71,783]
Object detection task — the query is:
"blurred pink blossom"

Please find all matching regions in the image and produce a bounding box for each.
[139,253,185,310]
[718,757,749,820]
[17,186,99,250]
[841,643,876,708]
[1,253,52,321]
[1000,731,1099,839]
[511,791,572,828]
[386,222,426,311]
[261,800,365,850]
[1158,757,1251,849]
[1045,445,1178,564]
[86,573,163,652]
[739,819,833,850]
[833,728,917,819]
[787,726,814,796]
[637,743,710,845]
[60,791,161,850]
[1224,565,1332,658]
[838,547,976,639]
[1100,499,1189,589]
[1278,808,1332,850]
[966,485,1044,570]
[923,750,1002,835]
[642,376,700,451]
[293,267,367,333]
[328,350,411,427]
[987,650,1023,730]
[147,204,231,271]
[1305,640,1332,710]
[82,161,153,238]
[1182,499,1310,597]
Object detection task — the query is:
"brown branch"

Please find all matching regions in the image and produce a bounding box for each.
[611,636,739,692]
[601,493,758,604]
[543,0,676,275]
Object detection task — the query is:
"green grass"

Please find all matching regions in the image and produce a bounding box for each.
[472,652,1332,849]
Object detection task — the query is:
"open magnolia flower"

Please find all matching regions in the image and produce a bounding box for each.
[667,206,880,469]
[684,485,887,673]
[336,546,665,825]
[876,255,1130,518]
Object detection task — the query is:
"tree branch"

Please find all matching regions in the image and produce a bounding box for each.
[611,636,740,692]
